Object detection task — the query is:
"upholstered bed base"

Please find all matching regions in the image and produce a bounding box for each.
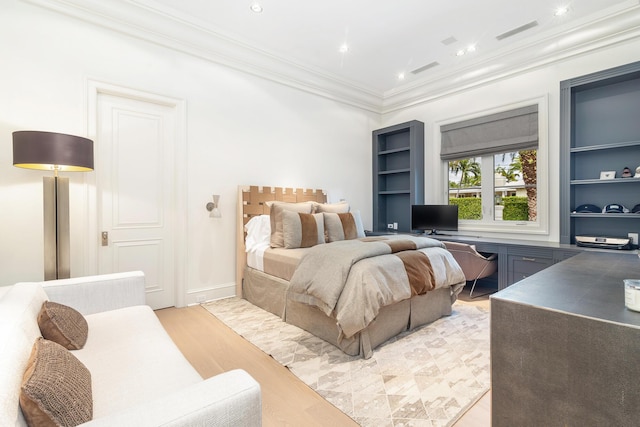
[242,267,289,318]
[243,266,455,358]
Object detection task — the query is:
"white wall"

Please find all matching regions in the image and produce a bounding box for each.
[3,0,639,300]
[0,1,380,300]
[382,39,640,242]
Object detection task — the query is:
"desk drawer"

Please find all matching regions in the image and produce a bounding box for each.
[508,255,553,284]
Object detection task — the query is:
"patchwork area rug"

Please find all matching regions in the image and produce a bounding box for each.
[203,298,490,427]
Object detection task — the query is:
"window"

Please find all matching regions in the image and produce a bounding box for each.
[448,150,537,222]
[440,102,546,234]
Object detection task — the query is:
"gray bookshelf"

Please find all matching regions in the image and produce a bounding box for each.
[560,61,640,245]
[372,120,424,233]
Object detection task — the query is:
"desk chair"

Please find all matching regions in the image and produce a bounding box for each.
[443,241,498,298]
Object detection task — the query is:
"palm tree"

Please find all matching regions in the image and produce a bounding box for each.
[449,158,481,197]
[496,165,520,183]
[519,150,537,221]
[496,152,521,183]
[496,151,537,221]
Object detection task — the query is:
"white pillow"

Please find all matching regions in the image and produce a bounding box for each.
[244,215,271,252]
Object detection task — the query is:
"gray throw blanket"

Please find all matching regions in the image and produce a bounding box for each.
[288,235,445,320]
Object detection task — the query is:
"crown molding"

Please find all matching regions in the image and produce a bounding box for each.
[381,3,640,113]
[21,0,384,113]
[20,0,640,115]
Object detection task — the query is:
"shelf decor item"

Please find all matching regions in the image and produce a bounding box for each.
[635,166,640,178]
[599,171,616,180]
[622,167,632,178]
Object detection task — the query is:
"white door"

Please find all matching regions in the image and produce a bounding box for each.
[96,92,178,309]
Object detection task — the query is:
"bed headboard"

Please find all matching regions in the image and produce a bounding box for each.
[235,185,327,296]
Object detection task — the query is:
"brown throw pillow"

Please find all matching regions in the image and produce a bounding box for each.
[323,211,366,242]
[267,201,315,248]
[38,301,88,350]
[20,337,93,427]
[314,201,350,213]
[282,211,325,248]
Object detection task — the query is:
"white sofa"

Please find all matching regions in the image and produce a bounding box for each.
[0,271,262,427]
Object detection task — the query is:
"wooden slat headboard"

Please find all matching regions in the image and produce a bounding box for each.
[235,185,327,296]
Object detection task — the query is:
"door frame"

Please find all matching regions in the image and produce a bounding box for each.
[85,79,187,307]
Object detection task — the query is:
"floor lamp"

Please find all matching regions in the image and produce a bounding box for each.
[12,131,94,280]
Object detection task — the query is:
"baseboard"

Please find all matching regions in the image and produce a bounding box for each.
[186,282,236,306]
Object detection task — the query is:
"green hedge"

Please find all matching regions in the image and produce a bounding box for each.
[502,196,529,221]
[449,196,529,220]
[449,198,481,220]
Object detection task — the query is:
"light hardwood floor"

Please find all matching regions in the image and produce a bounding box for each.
[155,285,493,426]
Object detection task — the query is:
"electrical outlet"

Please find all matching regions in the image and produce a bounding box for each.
[387,223,394,229]
[196,294,206,303]
[393,222,398,230]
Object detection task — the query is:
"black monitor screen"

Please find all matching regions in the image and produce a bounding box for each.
[411,204,458,235]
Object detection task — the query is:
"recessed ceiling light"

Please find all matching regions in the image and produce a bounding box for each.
[456,49,465,57]
[339,43,349,53]
[250,2,263,13]
[554,6,569,16]
[467,44,477,53]
[397,73,405,81]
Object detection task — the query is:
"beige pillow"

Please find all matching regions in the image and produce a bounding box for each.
[38,301,88,350]
[282,211,325,249]
[268,201,314,248]
[314,201,350,213]
[324,210,366,242]
[20,337,93,427]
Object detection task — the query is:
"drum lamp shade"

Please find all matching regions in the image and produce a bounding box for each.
[12,131,94,172]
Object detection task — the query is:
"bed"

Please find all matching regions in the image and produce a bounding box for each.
[235,185,466,358]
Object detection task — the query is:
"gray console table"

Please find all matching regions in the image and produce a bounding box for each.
[491,251,640,426]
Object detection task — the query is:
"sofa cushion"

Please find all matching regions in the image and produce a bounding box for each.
[0,283,48,427]
[20,337,92,427]
[38,301,88,350]
[73,305,202,418]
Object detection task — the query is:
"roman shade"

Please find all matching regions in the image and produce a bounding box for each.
[440,105,538,160]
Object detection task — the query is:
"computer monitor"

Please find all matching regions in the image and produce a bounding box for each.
[411,204,459,235]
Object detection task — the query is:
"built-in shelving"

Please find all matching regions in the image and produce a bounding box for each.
[372,120,424,233]
[560,62,640,244]
[570,213,637,218]
[570,140,640,152]
[570,178,640,185]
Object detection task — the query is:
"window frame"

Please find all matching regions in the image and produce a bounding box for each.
[437,96,549,236]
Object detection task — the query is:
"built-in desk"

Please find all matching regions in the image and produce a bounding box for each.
[429,234,583,289]
[366,231,638,290]
[491,251,640,426]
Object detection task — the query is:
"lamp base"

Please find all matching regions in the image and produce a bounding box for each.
[43,176,70,280]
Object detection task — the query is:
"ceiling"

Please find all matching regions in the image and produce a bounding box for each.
[24,0,640,110]
[140,0,635,94]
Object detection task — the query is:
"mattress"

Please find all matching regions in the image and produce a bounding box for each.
[247,246,307,281]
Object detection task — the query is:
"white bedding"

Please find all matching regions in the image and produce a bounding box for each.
[246,242,269,271]
[244,215,271,271]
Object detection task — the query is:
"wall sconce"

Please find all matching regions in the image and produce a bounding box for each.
[12,130,94,280]
[206,195,221,218]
